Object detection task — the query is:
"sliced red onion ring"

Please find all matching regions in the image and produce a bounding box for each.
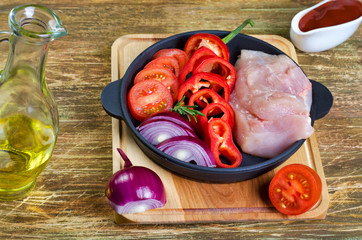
[156,136,216,167]
[140,111,195,132]
[137,119,198,145]
[105,148,166,214]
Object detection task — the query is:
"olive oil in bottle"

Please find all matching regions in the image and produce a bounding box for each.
[0,4,67,200]
[0,114,56,199]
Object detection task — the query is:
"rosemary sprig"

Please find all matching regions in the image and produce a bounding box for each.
[222,19,255,44]
[171,96,205,122]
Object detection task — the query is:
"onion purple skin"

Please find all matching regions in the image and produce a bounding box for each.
[156,136,216,168]
[105,166,166,214]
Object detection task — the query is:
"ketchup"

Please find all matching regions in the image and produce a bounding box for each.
[299,0,362,32]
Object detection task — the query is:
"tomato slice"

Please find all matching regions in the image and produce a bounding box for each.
[153,49,188,73]
[184,33,230,61]
[134,68,179,102]
[179,47,217,84]
[144,56,180,78]
[268,164,322,215]
[192,56,236,92]
[127,80,173,121]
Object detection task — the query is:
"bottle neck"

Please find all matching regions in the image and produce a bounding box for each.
[2,34,48,85]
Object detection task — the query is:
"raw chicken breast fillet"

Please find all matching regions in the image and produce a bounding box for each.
[230,50,314,158]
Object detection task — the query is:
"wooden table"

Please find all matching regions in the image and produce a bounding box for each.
[0,0,361,238]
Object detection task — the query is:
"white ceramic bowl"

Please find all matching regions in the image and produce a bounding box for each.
[290,0,362,52]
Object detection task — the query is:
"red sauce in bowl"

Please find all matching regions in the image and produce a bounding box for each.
[299,0,362,32]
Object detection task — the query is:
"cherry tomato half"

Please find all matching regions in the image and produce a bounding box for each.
[128,79,173,121]
[153,48,188,73]
[144,56,180,78]
[268,164,322,215]
[184,33,230,61]
[134,68,179,102]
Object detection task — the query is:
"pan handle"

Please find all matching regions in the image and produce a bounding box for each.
[101,79,124,120]
[311,80,333,120]
[101,79,332,122]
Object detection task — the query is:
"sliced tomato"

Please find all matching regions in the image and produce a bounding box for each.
[268,164,322,215]
[179,47,217,84]
[128,80,173,121]
[153,49,188,73]
[184,33,230,61]
[144,56,180,78]
[134,68,179,102]
[177,72,230,104]
[193,56,236,92]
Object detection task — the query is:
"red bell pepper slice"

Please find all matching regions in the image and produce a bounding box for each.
[177,72,230,103]
[206,118,242,168]
[184,33,230,61]
[179,47,217,84]
[188,88,233,117]
[192,56,236,92]
[200,102,234,129]
[197,102,235,138]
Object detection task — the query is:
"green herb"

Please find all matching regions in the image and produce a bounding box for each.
[171,96,205,122]
[222,19,255,44]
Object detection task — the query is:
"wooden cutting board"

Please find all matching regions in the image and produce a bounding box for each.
[110,34,329,224]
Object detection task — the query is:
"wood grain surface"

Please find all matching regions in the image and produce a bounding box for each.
[0,0,361,239]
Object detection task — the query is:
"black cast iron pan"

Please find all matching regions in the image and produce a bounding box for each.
[101,31,333,183]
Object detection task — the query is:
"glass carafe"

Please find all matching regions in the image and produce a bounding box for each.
[0,4,67,200]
